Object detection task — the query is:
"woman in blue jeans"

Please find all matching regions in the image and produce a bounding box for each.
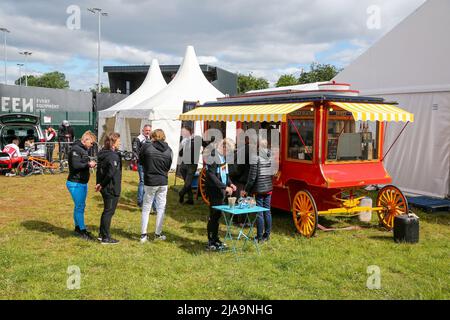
[242,139,274,242]
[66,131,97,241]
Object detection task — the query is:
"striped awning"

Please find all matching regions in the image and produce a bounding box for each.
[332,102,414,122]
[179,103,312,122]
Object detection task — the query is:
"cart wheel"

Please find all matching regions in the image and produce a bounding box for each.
[18,160,33,177]
[198,167,210,206]
[376,185,408,230]
[292,190,318,238]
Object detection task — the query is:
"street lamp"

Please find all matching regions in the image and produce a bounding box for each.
[87,7,108,93]
[19,51,32,86]
[17,63,24,86]
[0,27,10,85]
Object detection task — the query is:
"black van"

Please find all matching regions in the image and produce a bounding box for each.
[0,113,46,158]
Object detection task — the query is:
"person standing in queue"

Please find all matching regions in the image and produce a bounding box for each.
[132,125,152,208]
[242,139,274,243]
[204,138,237,251]
[58,120,75,161]
[178,126,202,205]
[139,129,173,243]
[95,132,122,245]
[44,126,57,162]
[66,131,97,241]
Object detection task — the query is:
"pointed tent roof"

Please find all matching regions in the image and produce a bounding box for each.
[99,59,167,118]
[334,0,450,94]
[120,46,225,120]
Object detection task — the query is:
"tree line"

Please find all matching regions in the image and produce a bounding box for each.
[238,63,341,94]
[14,62,340,94]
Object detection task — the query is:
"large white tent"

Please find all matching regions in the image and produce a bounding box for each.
[119,45,225,168]
[98,59,167,149]
[334,0,450,198]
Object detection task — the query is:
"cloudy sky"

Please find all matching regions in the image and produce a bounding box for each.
[0,0,426,90]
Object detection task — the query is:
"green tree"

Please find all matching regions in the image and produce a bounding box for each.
[90,86,111,93]
[276,74,299,87]
[15,75,38,86]
[237,73,269,94]
[15,71,69,89]
[298,63,340,84]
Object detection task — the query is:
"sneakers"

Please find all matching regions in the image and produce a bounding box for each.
[207,239,227,251]
[140,233,166,242]
[100,238,119,245]
[184,199,194,205]
[140,234,148,243]
[154,233,167,241]
[254,235,270,243]
[78,229,96,241]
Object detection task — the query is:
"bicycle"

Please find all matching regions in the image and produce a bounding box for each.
[17,148,60,177]
[56,140,72,173]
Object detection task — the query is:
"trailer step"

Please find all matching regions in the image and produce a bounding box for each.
[407,196,450,213]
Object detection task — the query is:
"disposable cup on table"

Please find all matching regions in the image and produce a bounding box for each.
[228,197,237,209]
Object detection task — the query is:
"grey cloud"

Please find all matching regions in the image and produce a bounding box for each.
[0,0,426,89]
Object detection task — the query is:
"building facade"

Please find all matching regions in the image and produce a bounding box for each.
[104,64,237,97]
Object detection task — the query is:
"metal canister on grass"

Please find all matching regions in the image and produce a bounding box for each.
[393,213,420,244]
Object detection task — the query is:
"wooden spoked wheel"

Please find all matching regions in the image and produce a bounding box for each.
[198,167,210,206]
[376,185,408,230]
[292,190,318,238]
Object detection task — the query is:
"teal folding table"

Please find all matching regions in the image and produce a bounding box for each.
[212,205,270,254]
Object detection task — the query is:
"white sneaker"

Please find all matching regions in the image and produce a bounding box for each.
[154,234,166,241]
[140,234,148,243]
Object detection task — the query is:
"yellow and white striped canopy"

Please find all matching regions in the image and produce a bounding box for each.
[178,103,312,122]
[332,102,414,122]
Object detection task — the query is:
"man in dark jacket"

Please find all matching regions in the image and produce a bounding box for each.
[229,134,254,224]
[58,120,75,161]
[242,139,274,242]
[178,126,202,205]
[139,129,173,243]
[66,131,97,241]
[96,132,122,244]
[205,138,237,251]
[132,124,152,207]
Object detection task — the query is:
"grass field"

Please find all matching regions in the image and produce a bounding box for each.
[0,170,449,300]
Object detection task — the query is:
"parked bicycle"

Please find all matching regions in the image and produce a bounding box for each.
[17,148,60,176]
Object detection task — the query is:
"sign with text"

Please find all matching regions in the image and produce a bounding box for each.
[0,84,92,114]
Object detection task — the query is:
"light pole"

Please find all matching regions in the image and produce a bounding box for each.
[19,51,32,86]
[17,63,23,86]
[87,7,108,93]
[0,27,10,85]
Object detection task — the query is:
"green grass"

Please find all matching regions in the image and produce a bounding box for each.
[0,171,449,300]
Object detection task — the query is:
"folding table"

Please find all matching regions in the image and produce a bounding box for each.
[212,205,270,255]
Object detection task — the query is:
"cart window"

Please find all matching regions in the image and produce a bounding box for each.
[287,119,314,161]
[327,112,379,162]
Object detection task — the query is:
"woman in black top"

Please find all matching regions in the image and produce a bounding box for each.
[96,132,122,244]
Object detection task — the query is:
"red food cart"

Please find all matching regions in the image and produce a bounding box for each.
[179,83,414,237]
